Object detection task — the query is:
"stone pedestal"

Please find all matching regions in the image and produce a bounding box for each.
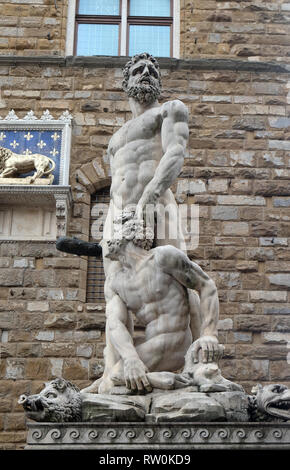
[25,422,290,450]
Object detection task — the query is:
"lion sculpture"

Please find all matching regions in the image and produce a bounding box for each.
[0,146,55,184]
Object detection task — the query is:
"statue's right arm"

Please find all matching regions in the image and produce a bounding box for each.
[136,100,189,216]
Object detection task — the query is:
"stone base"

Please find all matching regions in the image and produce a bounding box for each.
[25,422,290,450]
[81,389,249,423]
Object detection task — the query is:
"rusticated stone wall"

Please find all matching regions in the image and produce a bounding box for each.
[0,58,289,449]
[0,0,68,56]
[181,0,290,62]
[0,0,290,62]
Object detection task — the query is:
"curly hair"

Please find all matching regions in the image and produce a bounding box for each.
[107,211,154,257]
[122,52,162,91]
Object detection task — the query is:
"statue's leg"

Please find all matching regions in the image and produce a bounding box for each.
[82,203,132,394]
[188,289,201,341]
[104,329,192,392]
[30,161,46,183]
[0,166,17,177]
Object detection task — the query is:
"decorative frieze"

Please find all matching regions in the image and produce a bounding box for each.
[26,422,290,450]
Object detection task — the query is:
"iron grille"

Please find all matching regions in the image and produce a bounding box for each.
[86,187,110,303]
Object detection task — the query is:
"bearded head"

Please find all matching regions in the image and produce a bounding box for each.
[122,52,162,105]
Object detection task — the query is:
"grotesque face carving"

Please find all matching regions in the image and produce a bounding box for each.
[255,383,290,420]
[122,52,161,105]
[18,378,82,422]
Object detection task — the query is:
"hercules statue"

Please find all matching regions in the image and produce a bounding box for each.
[78,53,225,394]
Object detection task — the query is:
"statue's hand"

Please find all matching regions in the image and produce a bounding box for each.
[123,357,152,393]
[136,189,159,222]
[192,336,224,364]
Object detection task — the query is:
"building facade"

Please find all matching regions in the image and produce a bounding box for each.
[0,0,289,449]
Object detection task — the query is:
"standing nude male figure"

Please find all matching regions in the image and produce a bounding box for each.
[82,53,221,394]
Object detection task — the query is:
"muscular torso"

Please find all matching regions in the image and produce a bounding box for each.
[111,252,191,345]
[108,106,163,208]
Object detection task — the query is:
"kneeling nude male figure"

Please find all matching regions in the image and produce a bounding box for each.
[83,215,228,394]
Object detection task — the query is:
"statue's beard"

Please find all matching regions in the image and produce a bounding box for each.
[127,83,160,104]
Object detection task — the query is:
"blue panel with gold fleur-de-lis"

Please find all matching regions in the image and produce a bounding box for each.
[0,128,62,184]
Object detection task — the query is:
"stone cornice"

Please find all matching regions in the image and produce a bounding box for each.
[0,55,289,73]
[0,184,72,206]
[26,422,290,449]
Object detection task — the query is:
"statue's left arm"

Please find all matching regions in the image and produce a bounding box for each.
[136,100,189,216]
[156,246,223,363]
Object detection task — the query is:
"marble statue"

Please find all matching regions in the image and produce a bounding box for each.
[0,146,55,183]
[82,52,223,394]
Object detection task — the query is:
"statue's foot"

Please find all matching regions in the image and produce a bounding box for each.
[80,378,102,394]
[98,377,115,394]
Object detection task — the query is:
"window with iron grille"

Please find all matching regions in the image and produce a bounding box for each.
[74,0,176,58]
[86,188,110,303]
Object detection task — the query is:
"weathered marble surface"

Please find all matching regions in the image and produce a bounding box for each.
[81,389,247,423]
[150,389,248,423]
[82,393,151,422]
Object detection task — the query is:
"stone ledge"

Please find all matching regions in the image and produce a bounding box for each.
[0,55,289,73]
[26,422,290,450]
[0,184,72,206]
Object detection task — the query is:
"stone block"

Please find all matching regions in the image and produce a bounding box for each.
[260,238,288,247]
[25,359,52,380]
[235,315,271,332]
[267,274,290,289]
[44,313,75,329]
[229,151,255,167]
[27,301,49,312]
[82,393,151,422]
[4,359,25,380]
[250,291,287,302]
[228,332,253,344]
[272,317,290,332]
[35,331,54,342]
[208,179,228,193]
[42,343,75,357]
[262,332,290,344]
[273,198,290,208]
[270,361,290,381]
[217,196,265,206]
[254,181,290,196]
[0,270,24,287]
[151,389,223,422]
[222,222,249,236]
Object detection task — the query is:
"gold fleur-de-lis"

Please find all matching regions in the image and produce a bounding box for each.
[37,140,46,149]
[0,132,6,141]
[23,149,32,155]
[10,140,19,149]
[50,148,59,157]
[51,132,60,142]
[24,132,34,141]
